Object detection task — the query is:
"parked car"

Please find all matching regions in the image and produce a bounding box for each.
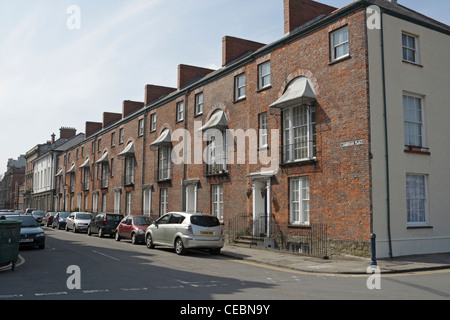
[145,212,224,255]
[24,208,36,215]
[4,215,45,249]
[31,210,46,225]
[88,213,122,238]
[52,212,70,230]
[43,212,57,227]
[116,215,153,244]
[65,212,93,233]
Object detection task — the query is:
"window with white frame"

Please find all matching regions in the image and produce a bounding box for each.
[143,188,152,216]
[124,155,134,185]
[157,146,172,181]
[290,176,310,225]
[406,174,428,226]
[176,101,184,122]
[235,73,246,100]
[212,184,223,221]
[138,119,144,136]
[83,167,90,190]
[402,33,418,64]
[195,92,203,116]
[258,61,271,89]
[205,130,227,175]
[330,26,349,61]
[101,163,109,188]
[283,105,316,163]
[119,128,124,144]
[160,188,168,216]
[259,113,268,148]
[126,191,131,215]
[93,193,98,213]
[150,114,156,132]
[102,193,107,212]
[114,190,121,214]
[403,94,424,147]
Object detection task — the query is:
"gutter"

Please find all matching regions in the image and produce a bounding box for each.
[380,9,393,259]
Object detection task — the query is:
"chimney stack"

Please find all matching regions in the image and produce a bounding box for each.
[284,0,336,34]
[59,127,77,139]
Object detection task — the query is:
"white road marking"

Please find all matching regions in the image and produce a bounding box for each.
[35,292,67,296]
[92,250,120,261]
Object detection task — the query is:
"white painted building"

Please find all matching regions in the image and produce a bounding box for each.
[367,0,450,257]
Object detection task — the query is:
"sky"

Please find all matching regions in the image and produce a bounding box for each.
[0,0,449,175]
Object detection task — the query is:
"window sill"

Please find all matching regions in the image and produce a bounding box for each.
[280,158,317,167]
[402,60,423,68]
[256,85,272,93]
[233,97,246,104]
[288,224,311,229]
[329,54,351,66]
[407,225,433,229]
[404,146,430,155]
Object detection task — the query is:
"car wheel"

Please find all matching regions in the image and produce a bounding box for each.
[131,233,137,245]
[73,225,77,233]
[65,224,69,231]
[175,238,186,255]
[145,234,154,249]
[87,227,92,236]
[98,228,103,238]
[115,232,121,241]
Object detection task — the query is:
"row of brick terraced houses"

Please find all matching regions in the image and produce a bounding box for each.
[19,0,450,258]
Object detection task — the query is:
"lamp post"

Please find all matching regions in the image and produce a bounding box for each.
[370,233,377,267]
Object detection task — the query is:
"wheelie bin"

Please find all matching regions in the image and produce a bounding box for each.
[0,218,21,271]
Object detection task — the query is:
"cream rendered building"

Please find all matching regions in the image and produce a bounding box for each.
[367,0,450,257]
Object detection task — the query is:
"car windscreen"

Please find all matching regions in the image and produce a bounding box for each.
[59,212,70,218]
[190,215,220,227]
[32,211,46,217]
[75,213,92,220]
[134,216,152,225]
[6,215,39,227]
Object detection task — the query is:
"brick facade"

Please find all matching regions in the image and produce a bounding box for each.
[53,0,375,257]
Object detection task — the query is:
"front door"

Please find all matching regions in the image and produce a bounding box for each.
[252,179,270,237]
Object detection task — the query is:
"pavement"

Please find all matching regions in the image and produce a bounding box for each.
[221,243,450,275]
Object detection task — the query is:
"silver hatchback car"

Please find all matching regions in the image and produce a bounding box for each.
[145,212,224,255]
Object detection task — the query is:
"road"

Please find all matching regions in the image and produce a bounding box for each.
[1,226,449,306]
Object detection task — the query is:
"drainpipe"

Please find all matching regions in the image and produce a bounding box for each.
[380,10,393,259]
[181,89,189,212]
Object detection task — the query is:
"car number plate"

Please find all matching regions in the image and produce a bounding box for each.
[201,231,213,235]
[111,229,116,232]
[20,239,33,243]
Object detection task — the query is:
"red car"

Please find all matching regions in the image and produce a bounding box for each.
[115,215,153,244]
[43,212,57,227]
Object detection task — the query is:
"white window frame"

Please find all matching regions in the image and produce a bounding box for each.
[158,146,172,181]
[114,190,121,214]
[403,93,425,148]
[406,174,428,227]
[290,176,310,225]
[160,188,168,216]
[195,92,203,116]
[92,193,98,213]
[126,191,131,215]
[235,73,246,100]
[212,184,223,221]
[143,188,152,216]
[176,101,184,122]
[138,119,144,136]
[206,130,227,174]
[402,33,419,64]
[283,105,316,163]
[150,114,156,132]
[102,193,107,212]
[258,61,271,89]
[259,113,268,149]
[330,26,349,61]
[124,155,134,185]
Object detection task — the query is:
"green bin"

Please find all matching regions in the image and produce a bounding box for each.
[0,219,21,271]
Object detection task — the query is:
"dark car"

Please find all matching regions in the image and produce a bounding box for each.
[115,215,153,244]
[4,215,45,249]
[43,212,57,227]
[52,212,70,230]
[88,213,122,238]
[31,210,46,225]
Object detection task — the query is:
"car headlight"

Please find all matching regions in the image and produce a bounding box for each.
[35,233,45,238]
[137,229,144,234]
